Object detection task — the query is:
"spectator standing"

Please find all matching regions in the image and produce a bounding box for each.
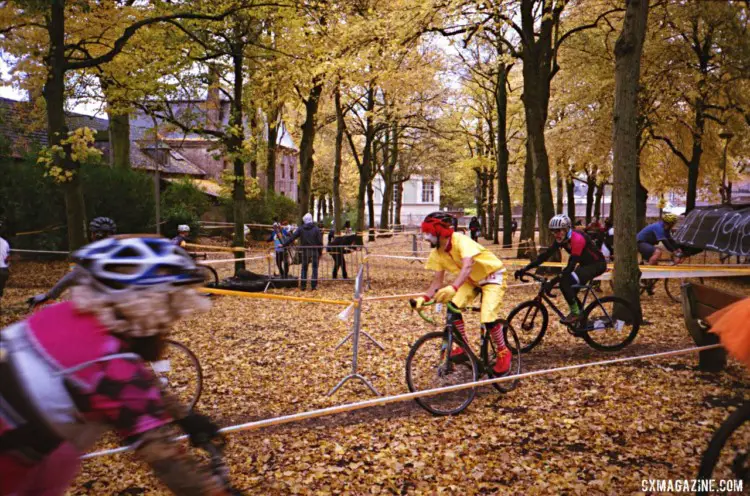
[0,222,9,311]
[469,216,481,242]
[271,223,289,278]
[510,219,518,239]
[284,213,323,290]
[344,220,352,235]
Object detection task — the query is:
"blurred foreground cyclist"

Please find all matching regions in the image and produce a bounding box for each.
[1,236,239,495]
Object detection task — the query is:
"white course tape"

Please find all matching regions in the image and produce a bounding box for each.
[81,344,720,460]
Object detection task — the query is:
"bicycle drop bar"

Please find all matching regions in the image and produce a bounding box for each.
[408,299,461,325]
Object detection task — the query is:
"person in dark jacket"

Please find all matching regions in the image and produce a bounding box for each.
[284,213,323,290]
[469,217,480,242]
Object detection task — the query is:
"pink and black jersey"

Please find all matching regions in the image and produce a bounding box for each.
[528,230,605,275]
[0,302,172,493]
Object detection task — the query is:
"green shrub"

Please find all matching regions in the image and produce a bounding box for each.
[0,157,156,250]
[81,163,155,235]
[162,205,200,239]
[0,156,66,250]
[161,179,211,238]
[161,179,210,218]
[223,191,298,225]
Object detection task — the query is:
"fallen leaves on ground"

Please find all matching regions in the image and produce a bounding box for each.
[2,238,749,495]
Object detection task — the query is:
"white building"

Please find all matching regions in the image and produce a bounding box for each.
[369,175,440,226]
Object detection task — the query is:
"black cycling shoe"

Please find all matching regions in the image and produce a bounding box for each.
[561,312,584,326]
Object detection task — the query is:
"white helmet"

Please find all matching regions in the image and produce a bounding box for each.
[549,214,572,231]
[177,224,190,233]
[72,236,204,294]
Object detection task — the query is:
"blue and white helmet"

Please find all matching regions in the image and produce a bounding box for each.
[72,236,204,293]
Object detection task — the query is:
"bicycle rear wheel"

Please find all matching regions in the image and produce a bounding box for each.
[405,331,479,416]
[697,402,750,495]
[580,296,640,352]
[505,300,548,353]
[151,340,203,411]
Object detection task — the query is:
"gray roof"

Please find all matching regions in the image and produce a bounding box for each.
[131,141,205,176]
[0,97,109,157]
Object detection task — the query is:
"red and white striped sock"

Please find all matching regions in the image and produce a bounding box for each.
[489,322,506,350]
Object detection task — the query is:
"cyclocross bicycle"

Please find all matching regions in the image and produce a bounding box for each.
[405,297,522,416]
[697,401,750,495]
[508,271,640,353]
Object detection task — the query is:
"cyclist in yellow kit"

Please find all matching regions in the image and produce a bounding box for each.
[413,212,511,374]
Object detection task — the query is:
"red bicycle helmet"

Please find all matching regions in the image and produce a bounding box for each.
[421,212,455,238]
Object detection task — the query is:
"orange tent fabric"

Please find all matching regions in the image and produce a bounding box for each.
[709,298,750,367]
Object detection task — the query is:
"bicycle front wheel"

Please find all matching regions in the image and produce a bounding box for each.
[580,296,640,352]
[151,340,203,411]
[697,402,750,495]
[505,300,548,353]
[405,331,479,416]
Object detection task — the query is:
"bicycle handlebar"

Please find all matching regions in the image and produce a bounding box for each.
[408,298,461,325]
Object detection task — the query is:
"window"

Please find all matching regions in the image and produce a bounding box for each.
[422,180,434,203]
[290,164,294,180]
[281,162,285,179]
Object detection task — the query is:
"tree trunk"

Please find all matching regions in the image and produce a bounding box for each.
[380,123,397,230]
[486,169,495,240]
[594,182,604,219]
[229,48,247,273]
[495,31,511,247]
[367,181,375,239]
[109,112,131,168]
[394,180,403,225]
[518,147,537,258]
[585,176,595,224]
[267,104,280,194]
[566,176,576,221]
[356,85,375,235]
[333,88,344,232]
[298,82,323,221]
[309,192,315,217]
[46,0,87,249]
[556,172,563,214]
[636,168,648,229]
[321,194,327,218]
[520,2,556,252]
[612,0,650,320]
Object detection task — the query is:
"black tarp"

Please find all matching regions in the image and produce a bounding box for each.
[673,204,750,256]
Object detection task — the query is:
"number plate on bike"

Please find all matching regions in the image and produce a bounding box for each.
[151,360,171,373]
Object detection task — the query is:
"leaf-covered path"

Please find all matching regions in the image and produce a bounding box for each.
[2,238,748,495]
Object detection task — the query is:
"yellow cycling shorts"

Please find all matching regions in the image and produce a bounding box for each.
[451,271,507,324]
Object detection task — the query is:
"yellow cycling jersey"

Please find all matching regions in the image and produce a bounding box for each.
[425,233,504,284]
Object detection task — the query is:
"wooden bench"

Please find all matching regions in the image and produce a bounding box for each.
[682,283,745,371]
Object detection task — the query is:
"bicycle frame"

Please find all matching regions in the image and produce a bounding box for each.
[528,275,599,321]
[416,301,498,376]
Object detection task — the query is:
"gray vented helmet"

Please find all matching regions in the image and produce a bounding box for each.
[548,214,571,231]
